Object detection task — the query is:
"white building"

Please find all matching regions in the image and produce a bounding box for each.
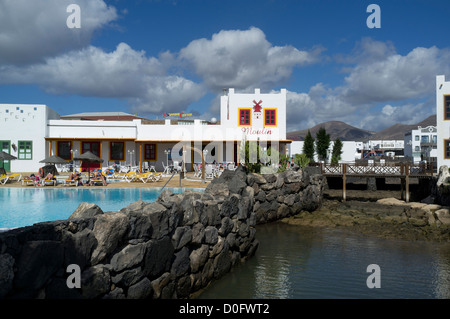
[1,88,289,173]
[288,140,360,163]
[437,75,450,170]
[404,126,437,165]
[0,104,59,172]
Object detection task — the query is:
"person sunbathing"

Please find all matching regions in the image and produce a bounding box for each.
[67,172,83,186]
[45,173,55,180]
[90,171,107,186]
[67,173,79,180]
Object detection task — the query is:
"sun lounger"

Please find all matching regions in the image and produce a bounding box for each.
[63,179,78,187]
[22,179,37,186]
[123,171,139,182]
[0,174,8,185]
[150,172,162,182]
[90,179,105,186]
[0,173,22,185]
[128,172,152,183]
[7,173,22,183]
[41,178,56,186]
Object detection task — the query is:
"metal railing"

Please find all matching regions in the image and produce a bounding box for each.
[311,162,434,177]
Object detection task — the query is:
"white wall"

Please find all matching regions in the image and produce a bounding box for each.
[437,75,450,170]
[48,120,137,140]
[2,88,288,172]
[0,104,60,172]
[220,88,286,142]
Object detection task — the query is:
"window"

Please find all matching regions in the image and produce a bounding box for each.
[264,108,277,126]
[445,139,450,159]
[18,141,32,160]
[421,136,429,144]
[57,141,72,160]
[432,135,437,144]
[445,95,450,120]
[238,108,251,126]
[415,135,420,141]
[144,144,157,161]
[415,146,420,152]
[110,142,124,161]
[82,142,100,156]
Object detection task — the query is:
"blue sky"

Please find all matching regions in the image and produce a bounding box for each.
[1,0,449,132]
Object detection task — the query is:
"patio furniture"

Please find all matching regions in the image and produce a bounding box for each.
[22,179,37,186]
[162,162,171,175]
[128,172,160,183]
[173,161,182,173]
[193,164,201,177]
[205,165,214,179]
[63,179,78,187]
[73,151,104,184]
[0,173,22,185]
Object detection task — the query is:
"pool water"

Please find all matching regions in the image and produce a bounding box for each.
[0,187,202,230]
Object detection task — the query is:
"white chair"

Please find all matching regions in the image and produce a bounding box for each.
[60,164,71,172]
[173,161,182,173]
[193,164,201,177]
[162,162,171,175]
[130,166,140,173]
[118,164,130,173]
[205,165,214,179]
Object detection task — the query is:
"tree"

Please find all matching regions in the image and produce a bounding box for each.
[239,140,262,173]
[331,138,343,165]
[294,153,310,169]
[303,130,315,163]
[315,127,330,162]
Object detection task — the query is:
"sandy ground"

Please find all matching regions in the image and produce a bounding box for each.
[1,172,210,189]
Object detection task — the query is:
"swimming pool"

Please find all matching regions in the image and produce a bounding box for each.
[0,187,203,230]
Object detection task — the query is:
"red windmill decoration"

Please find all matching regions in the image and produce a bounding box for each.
[253,100,262,119]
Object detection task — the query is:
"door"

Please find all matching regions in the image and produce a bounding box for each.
[0,141,11,171]
[81,141,101,171]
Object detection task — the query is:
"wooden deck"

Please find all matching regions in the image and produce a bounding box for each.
[313,163,435,202]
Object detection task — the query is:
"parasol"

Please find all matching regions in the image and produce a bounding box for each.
[73,151,104,183]
[0,151,17,172]
[39,155,68,164]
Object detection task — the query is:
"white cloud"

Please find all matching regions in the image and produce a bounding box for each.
[381,104,395,116]
[341,44,450,104]
[179,27,322,92]
[0,0,117,65]
[0,43,205,114]
[285,39,450,132]
[358,102,434,131]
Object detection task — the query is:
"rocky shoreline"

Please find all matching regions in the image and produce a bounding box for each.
[282,190,450,242]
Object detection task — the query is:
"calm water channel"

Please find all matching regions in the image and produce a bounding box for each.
[197,222,450,299]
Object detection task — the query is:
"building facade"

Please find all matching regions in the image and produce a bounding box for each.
[436,75,450,170]
[404,126,437,165]
[1,88,289,173]
[0,104,60,172]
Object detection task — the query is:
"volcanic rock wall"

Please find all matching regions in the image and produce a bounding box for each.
[0,166,324,299]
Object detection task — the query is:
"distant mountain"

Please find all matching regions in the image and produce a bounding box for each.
[287,115,436,142]
[286,121,375,141]
[370,115,436,140]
